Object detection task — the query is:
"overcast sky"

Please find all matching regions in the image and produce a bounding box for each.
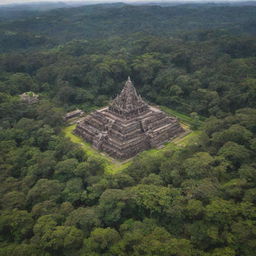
[0,0,253,5]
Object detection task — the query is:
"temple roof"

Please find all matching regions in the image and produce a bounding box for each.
[110,77,148,113]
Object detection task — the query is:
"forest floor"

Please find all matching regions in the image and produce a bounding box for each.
[62,108,202,174]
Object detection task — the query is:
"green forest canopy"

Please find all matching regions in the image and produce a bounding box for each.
[0,2,256,256]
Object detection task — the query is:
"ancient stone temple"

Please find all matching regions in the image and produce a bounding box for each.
[74,77,184,160]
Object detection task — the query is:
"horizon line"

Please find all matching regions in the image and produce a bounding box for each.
[1,0,256,6]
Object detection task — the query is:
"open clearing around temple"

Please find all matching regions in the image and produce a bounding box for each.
[63,107,202,174]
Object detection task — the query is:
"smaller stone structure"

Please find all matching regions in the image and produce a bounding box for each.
[64,109,84,121]
[20,92,39,104]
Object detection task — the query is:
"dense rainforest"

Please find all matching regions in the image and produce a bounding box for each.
[0,2,256,256]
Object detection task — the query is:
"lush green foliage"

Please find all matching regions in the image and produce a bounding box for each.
[0,3,256,256]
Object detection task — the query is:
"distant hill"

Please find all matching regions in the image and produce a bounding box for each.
[0,2,71,20]
[0,3,256,52]
[0,1,69,10]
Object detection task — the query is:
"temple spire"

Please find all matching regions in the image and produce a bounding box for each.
[109,76,149,116]
[121,76,138,97]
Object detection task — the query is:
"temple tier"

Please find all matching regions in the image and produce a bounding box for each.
[74,77,184,160]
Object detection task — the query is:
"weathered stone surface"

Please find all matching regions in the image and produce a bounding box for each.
[64,109,84,121]
[74,77,184,159]
[20,92,39,104]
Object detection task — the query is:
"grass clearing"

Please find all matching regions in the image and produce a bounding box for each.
[175,130,202,146]
[62,107,203,174]
[160,106,204,126]
[63,125,132,174]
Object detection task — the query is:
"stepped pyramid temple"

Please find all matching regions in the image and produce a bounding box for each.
[74,77,184,159]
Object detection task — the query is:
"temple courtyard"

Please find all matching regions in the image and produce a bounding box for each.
[63,114,201,174]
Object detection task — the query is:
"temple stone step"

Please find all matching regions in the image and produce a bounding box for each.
[73,77,184,159]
